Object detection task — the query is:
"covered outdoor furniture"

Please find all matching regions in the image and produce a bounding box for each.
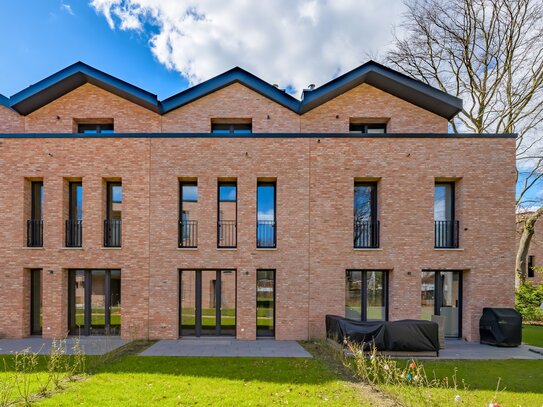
[479,308,522,347]
[326,315,439,353]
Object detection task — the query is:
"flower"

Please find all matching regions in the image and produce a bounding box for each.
[454,395,461,402]
[406,373,412,380]
[409,361,416,369]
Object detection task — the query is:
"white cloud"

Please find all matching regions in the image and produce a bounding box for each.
[61,2,74,15]
[90,0,405,95]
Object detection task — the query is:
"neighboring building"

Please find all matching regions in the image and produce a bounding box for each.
[517,213,543,285]
[0,61,516,342]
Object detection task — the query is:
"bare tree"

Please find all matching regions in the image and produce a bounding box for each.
[387,0,543,284]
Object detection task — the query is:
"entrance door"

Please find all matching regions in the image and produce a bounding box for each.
[30,269,42,335]
[68,270,122,336]
[179,270,236,337]
[421,270,462,337]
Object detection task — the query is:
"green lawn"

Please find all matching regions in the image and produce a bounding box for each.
[384,359,543,406]
[523,324,543,347]
[36,356,369,406]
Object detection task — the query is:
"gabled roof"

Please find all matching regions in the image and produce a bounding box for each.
[9,62,160,115]
[3,60,463,119]
[300,61,462,119]
[161,67,300,114]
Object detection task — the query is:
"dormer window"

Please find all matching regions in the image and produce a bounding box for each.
[211,119,252,134]
[76,120,114,134]
[349,123,387,134]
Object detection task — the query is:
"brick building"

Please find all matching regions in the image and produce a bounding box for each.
[0,61,516,341]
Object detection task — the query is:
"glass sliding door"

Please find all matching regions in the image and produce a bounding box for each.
[68,270,121,336]
[30,269,42,335]
[256,270,275,337]
[221,270,237,336]
[421,270,462,337]
[200,270,217,336]
[179,270,196,336]
[345,270,387,322]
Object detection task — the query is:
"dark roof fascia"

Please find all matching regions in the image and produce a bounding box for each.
[9,62,160,115]
[161,67,300,114]
[299,61,463,119]
[0,93,10,108]
[0,133,516,139]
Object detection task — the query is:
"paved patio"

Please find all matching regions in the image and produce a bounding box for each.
[140,338,313,357]
[0,337,129,355]
[435,339,543,360]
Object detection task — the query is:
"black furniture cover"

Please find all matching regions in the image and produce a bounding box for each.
[326,315,439,352]
[479,308,522,347]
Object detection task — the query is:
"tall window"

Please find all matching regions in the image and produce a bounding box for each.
[66,181,82,247]
[27,181,44,247]
[104,182,122,247]
[345,270,387,321]
[78,123,114,134]
[257,270,275,337]
[211,121,252,134]
[354,182,379,248]
[218,182,237,248]
[528,255,535,278]
[257,181,276,248]
[179,181,198,248]
[434,182,458,248]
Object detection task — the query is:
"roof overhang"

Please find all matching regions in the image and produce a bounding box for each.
[9,62,160,115]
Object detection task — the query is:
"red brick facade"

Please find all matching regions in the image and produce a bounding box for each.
[0,66,515,342]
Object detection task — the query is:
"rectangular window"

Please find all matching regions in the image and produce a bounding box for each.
[354,182,379,248]
[349,123,386,134]
[345,270,387,321]
[257,270,275,337]
[179,181,198,248]
[528,255,535,278]
[66,181,83,247]
[218,181,237,248]
[434,182,458,248]
[78,123,114,134]
[27,181,44,247]
[104,181,122,247]
[211,120,252,134]
[30,269,42,335]
[257,181,276,248]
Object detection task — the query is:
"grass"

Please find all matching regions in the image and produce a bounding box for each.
[523,324,543,347]
[36,355,370,406]
[383,359,543,406]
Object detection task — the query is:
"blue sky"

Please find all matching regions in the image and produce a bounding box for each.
[0,1,185,99]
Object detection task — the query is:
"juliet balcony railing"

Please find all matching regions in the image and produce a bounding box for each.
[354,220,380,248]
[27,219,43,247]
[104,219,122,248]
[179,220,198,248]
[65,219,82,247]
[257,220,276,248]
[218,220,237,248]
[434,220,459,248]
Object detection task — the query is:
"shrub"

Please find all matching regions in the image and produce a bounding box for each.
[515,282,543,322]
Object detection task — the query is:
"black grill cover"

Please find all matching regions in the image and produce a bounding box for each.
[479,308,522,347]
[326,315,439,352]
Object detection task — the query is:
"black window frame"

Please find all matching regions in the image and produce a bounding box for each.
[217,181,237,248]
[256,269,276,338]
[345,269,389,322]
[66,181,83,247]
[104,181,122,247]
[256,180,277,248]
[434,182,459,248]
[211,123,252,134]
[179,181,198,248]
[349,123,387,133]
[77,123,114,134]
[354,181,379,248]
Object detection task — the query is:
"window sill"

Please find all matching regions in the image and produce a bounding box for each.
[434,248,464,251]
[22,247,44,250]
[101,247,122,250]
[217,247,237,251]
[354,247,382,251]
[61,247,84,250]
[255,247,277,251]
[177,247,198,251]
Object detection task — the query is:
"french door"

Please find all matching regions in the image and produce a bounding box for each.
[421,270,462,337]
[179,270,236,337]
[68,269,121,336]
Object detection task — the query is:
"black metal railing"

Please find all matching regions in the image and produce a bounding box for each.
[104,219,122,247]
[434,220,459,248]
[179,220,198,248]
[257,220,276,248]
[65,219,82,247]
[27,219,43,247]
[354,220,380,248]
[218,220,237,248]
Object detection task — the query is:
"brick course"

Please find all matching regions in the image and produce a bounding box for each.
[0,80,515,341]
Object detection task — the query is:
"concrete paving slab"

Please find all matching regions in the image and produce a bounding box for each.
[140,338,312,357]
[0,337,129,355]
[433,339,543,360]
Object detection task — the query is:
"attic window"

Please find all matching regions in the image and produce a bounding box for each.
[211,119,252,134]
[76,121,114,134]
[349,123,387,134]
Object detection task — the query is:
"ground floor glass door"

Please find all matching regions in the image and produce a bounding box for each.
[179,270,236,337]
[345,270,388,321]
[256,270,275,337]
[30,269,42,335]
[68,269,121,336]
[421,270,462,337]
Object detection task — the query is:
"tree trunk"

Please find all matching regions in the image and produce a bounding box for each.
[516,207,543,286]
